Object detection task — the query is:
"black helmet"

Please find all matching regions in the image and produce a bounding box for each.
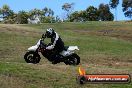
[45,28,54,38]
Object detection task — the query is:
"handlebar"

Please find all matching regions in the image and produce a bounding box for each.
[40,39,47,49]
[42,34,46,39]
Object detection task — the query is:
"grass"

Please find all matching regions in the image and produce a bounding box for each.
[0,21,132,88]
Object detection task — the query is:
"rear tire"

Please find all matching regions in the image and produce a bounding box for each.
[64,54,80,65]
[24,51,41,64]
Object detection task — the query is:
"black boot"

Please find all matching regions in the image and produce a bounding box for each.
[51,55,61,64]
[52,61,58,64]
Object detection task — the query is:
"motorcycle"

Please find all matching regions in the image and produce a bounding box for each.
[24,37,80,65]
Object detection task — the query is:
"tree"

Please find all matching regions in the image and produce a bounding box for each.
[42,7,48,16]
[55,15,61,22]
[98,3,114,21]
[41,7,54,23]
[109,0,119,21]
[70,10,86,22]
[29,8,42,19]
[17,11,29,24]
[78,10,87,21]
[5,10,17,23]
[70,6,99,22]
[70,11,80,22]
[41,16,55,23]
[0,4,10,19]
[6,10,15,19]
[122,0,132,20]
[62,3,74,20]
[85,6,99,21]
[42,7,54,17]
[0,5,16,23]
[0,8,2,18]
[48,8,54,17]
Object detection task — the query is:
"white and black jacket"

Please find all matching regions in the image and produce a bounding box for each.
[46,32,64,52]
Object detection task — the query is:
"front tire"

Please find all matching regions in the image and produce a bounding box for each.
[24,51,41,64]
[77,76,87,84]
[64,54,80,65]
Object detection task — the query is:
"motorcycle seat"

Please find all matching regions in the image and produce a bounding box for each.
[64,46,69,51]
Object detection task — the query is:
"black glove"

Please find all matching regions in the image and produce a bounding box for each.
[40,41,47,49]
[42,34,46,39]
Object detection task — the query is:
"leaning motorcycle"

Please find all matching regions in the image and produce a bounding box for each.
[24,37,80,65]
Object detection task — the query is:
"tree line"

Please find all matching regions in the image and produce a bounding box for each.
[0,4,55,24]
[0,5,56,24]
[0,0,131,24]
[69,4,114,22]
[64,0,131,22]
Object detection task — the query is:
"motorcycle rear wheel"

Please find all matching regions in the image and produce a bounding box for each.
[64,54,80,65]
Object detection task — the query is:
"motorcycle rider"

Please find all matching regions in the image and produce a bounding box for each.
[42,28,65,64]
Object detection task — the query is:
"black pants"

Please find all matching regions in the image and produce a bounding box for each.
[50,49,63,63]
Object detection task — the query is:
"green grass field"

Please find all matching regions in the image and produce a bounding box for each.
[0,21,132,88]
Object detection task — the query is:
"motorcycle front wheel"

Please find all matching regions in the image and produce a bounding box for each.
[24,51,41,64]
